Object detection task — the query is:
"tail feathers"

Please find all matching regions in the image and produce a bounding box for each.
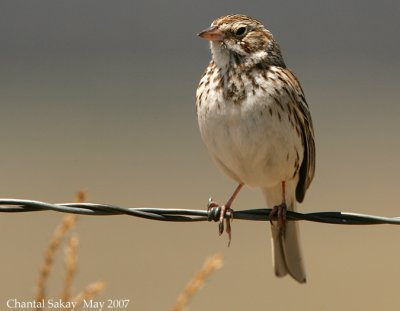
[263,183,306,283]
[271,220,306,283]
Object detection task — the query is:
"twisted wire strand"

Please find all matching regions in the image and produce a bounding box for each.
[1,199,400,225]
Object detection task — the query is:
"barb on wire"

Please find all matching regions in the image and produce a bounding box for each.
[1,199,400,225]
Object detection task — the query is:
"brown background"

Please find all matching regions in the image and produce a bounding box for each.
[1,1,400,310]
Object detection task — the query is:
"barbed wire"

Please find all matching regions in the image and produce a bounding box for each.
[1,199,400,225]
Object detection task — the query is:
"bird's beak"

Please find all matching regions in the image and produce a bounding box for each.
[198,26,224,41]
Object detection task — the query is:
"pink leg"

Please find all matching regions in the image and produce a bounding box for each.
[269,181,287,235]
[208,183,244,245]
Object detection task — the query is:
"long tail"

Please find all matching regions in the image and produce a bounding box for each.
[263,185,306,283]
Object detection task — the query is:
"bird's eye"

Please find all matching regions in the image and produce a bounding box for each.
[235,26,247,37]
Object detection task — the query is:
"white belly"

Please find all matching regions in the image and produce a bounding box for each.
[197,92,303,188]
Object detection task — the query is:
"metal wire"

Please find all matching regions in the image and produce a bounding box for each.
[1,198,400,225]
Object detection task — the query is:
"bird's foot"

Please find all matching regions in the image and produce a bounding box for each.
[269,203,287,235]
[207,197,233,246]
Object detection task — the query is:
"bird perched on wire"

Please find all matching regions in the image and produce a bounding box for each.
[196,14,315,283]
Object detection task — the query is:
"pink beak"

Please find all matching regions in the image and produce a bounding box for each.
[198,26,225,41]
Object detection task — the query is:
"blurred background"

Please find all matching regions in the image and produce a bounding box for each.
[0,0,399,310]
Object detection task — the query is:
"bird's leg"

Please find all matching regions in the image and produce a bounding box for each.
[207,183,244,245]
[269,181,287,235]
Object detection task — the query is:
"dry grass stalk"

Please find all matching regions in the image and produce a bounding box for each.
[60,191,86,302]
[35,191,86,310]
[75,191,87,204]
[71,281,106,310]
[35,214,78,309]
[61,235,79,302]
[169,253,224,311]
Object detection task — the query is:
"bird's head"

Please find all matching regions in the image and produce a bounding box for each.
[198,15,285,68]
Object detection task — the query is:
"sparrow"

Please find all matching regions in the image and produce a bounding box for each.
[196,14,315,283]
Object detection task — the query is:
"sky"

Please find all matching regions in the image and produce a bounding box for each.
[1,1,400,310]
